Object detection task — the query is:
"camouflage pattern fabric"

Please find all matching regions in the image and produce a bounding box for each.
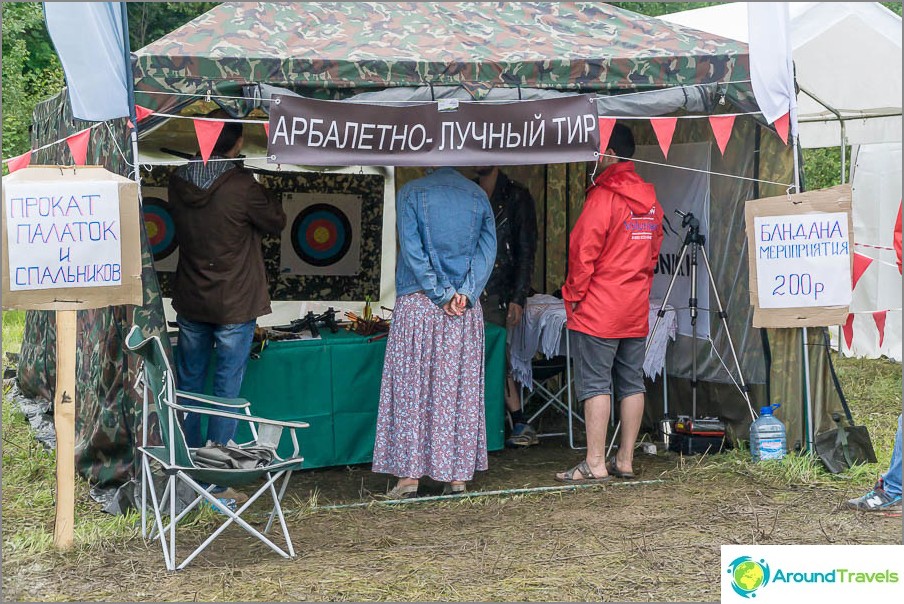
[16,89,167,487]
[142,167,385,301]
[132,2,753,112]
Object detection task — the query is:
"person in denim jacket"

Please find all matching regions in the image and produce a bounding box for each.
[372,167,497,498]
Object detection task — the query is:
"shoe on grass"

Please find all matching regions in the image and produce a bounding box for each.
[846,482,902,511]
[506,423,539,447]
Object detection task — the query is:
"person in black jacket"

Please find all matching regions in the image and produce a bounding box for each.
[475,166,540,447]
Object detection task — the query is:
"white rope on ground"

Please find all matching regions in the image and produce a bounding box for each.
[305,478,665,511]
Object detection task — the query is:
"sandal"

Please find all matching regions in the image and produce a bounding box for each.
[555,460,612,484]
[606,457,636,479]
[379,482,419,500]
[442,482,467,496]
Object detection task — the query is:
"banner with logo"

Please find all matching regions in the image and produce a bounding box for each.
[267,94,600,167]
[723,545,904,601]
[635,142,712,339]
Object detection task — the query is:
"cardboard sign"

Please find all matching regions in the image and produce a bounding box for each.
[2,166,143,310]
[745,184,853,328]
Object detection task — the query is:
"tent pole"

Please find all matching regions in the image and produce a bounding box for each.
[793,133,815,453]
[837,121,847,353]
[120,3,140,185]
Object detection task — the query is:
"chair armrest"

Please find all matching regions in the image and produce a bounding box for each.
[175,390,251,409]
[172,401,310,430]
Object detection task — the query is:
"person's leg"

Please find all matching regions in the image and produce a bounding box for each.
[612,337,647,475]
[175,316,215,448]
[881,414,903,498]
[583,393,611,477]
[556,333,616,480]
[206,320,256,445]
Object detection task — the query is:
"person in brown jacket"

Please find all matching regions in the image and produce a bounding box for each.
[168,120,286,461]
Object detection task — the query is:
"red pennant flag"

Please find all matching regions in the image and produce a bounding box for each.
[263,121,270,138]
[852,252,874,290]
[193,119,225,165]
[598,117,616,156]
[708,115,736,156]
[650,117,678,159]
[135,105,154,122]
[772,112,790,145]
[873,310,888,348]
[127,120,135,130]
[6,150,32,173]
[66,129,90,166]
[842,313,855,350]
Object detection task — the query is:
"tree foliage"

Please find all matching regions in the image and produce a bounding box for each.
[1,2,64,162]
[1,2,218,165]
[127,2,220,50]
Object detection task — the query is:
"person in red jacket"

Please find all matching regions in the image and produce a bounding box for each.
[556,123,664,483]
[894,201,902,274]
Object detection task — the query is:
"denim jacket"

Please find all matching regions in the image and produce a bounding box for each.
[395,168,497,307]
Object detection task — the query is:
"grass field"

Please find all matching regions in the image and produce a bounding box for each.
[2,309,901,601]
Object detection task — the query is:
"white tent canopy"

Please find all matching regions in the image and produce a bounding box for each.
[661,2,902,149]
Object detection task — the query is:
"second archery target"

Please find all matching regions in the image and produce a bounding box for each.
[142,187,178,272]
[280,193,362,276]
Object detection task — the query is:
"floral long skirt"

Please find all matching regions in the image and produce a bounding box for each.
[371,292,488,482]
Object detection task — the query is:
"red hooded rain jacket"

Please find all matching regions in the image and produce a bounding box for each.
[562,161,664,338]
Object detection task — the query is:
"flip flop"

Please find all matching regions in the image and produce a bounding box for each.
[606,457,636,479]
[555,460,612,484]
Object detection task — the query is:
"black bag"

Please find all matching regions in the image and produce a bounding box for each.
[814,412,878,474]
[813,331,878,473]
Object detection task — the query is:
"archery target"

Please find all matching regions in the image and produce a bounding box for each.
[142,187,178,272]
[280,193,362,276]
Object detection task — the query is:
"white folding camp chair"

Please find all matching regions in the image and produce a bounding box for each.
[126,325,310,571]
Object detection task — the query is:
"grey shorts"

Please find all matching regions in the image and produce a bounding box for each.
[570,331,646,402]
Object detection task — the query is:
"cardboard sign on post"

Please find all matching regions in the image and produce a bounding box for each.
[2,165,143,549]
[745,184,853,328]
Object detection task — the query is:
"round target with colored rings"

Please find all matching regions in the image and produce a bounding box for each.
[291,203,353,267]
[142,198,178,261]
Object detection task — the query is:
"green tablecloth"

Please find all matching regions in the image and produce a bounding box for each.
[226,323,506,468]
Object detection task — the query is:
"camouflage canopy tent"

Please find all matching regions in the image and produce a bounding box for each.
[18,2,846,493]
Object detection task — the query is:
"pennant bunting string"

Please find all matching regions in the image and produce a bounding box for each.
[193,119,226,164]
[598,118,616,155]
[772,112,790,146]
[650,117,678,159]
[709,115,736,156]
[66,129,91,166]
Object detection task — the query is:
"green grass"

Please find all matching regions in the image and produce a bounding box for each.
[1,308,901,566]
[2,309,27,355]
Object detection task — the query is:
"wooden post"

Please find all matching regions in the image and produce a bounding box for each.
[53,309,77,550]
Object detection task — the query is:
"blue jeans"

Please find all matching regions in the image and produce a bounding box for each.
[881,414,903,498]
[175,316,256,448]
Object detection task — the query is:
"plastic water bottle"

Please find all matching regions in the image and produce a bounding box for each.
[750,403,787,461]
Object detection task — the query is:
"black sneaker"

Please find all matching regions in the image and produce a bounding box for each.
[506,423,539,447]
[846,482,902,511]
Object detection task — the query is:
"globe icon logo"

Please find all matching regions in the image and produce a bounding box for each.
[727,556,770,598]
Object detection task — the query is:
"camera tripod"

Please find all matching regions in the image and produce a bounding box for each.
[647,209,756,425]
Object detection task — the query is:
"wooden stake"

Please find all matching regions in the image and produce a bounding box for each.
[53,309,77,550]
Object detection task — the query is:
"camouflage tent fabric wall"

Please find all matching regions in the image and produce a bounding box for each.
[143,167,385,301]
[18,89,167,487]
[15,2,845,491]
